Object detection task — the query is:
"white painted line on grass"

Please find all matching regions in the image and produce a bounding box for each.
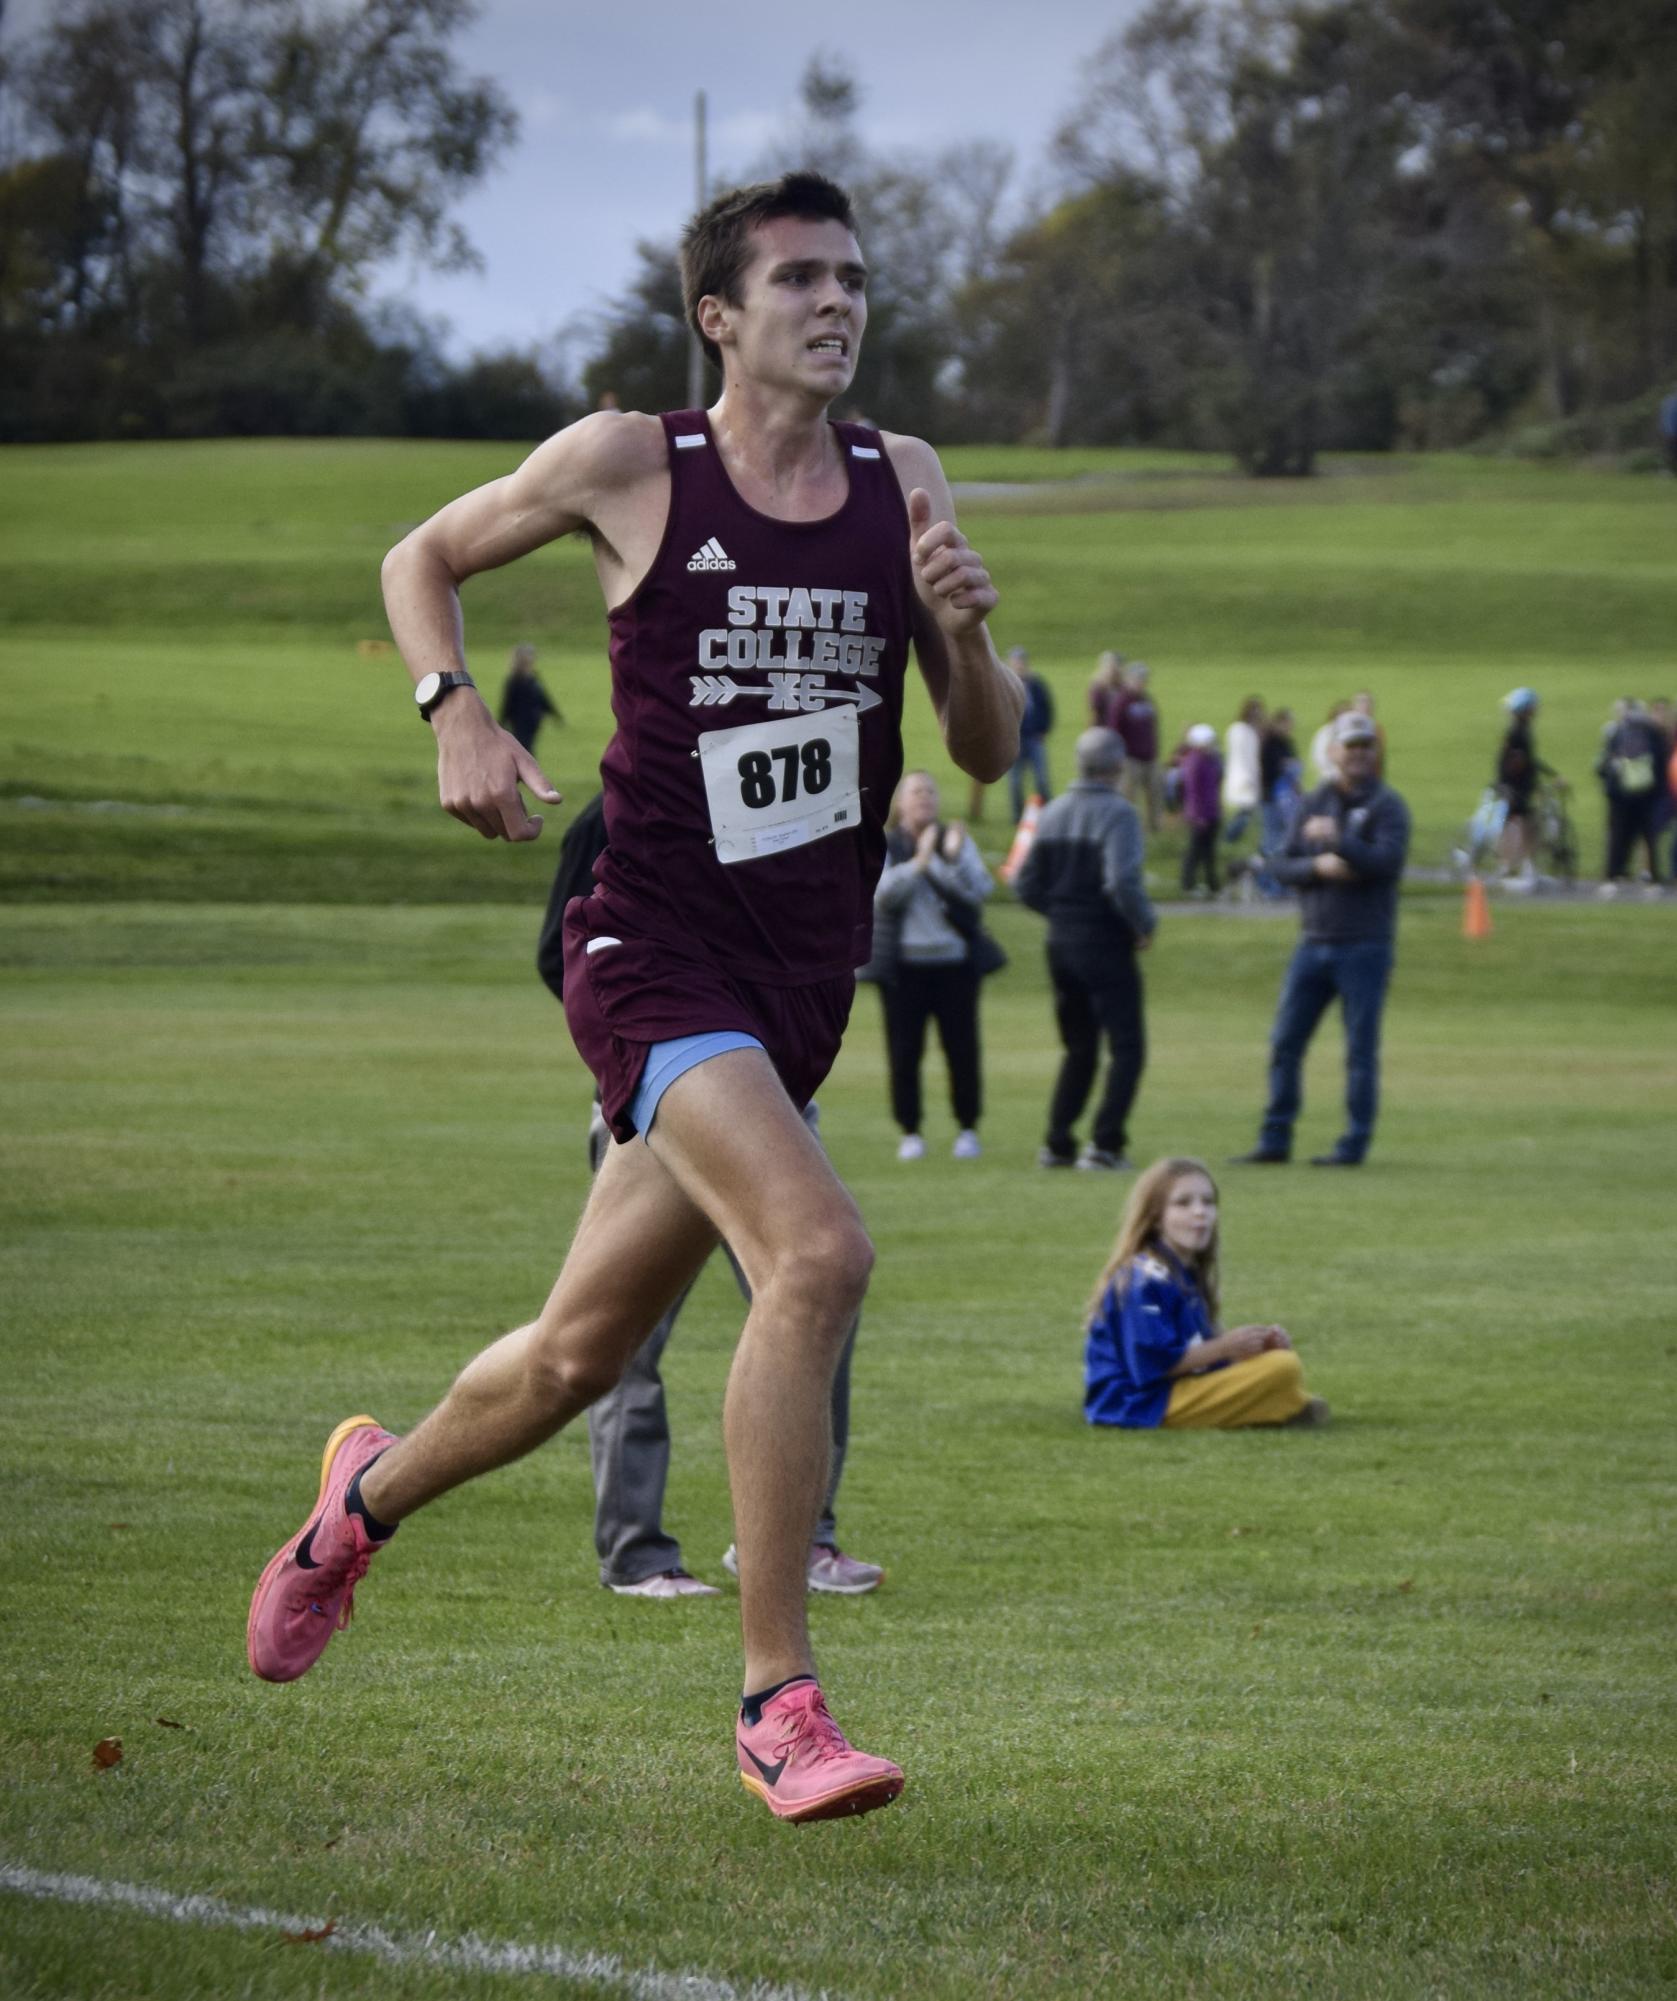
[0,1861,835,2001]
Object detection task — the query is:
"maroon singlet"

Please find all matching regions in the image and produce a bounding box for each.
[580,410,913,986]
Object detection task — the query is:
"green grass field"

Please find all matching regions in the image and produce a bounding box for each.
[2,442,1670,900]
[1,441,1674,1998]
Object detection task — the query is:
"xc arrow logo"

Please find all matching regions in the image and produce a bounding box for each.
[688,674,882,715]
[689,674,747,706]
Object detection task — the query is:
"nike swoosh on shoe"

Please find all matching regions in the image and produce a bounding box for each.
[740,1744,788,1787]
[294,1520,323,1570]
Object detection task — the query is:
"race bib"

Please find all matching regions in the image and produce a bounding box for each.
[697,705,861,865]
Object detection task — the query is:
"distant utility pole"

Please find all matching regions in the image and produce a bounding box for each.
[686,90,708,412]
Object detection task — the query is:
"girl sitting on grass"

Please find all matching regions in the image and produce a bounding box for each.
[1084,1157,1329,1430]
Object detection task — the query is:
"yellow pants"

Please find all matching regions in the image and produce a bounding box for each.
[1163,1349,1310,1429]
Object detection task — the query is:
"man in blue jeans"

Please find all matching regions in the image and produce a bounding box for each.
[1006,646,1055,823]
[1232,710,1410,1168]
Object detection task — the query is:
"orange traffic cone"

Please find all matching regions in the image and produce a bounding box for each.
[999,795,1041,885]
[1462,875,1493,940]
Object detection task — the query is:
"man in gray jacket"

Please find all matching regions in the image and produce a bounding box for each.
[1233,710,1410,1167]
[1015,728,1157,1169]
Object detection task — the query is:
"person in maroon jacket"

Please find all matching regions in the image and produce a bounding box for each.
[246,172,1023,1825]
[1116,662,1161,830]
[1178,724,1224,894]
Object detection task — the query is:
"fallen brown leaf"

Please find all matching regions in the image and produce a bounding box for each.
[281,1919,337,1946]
[92,1737,123,1770]
[154,1717,185,1730]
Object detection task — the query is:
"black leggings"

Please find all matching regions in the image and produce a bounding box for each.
[1606,793,1664,882]
[880,961,983,1133]
[1182,819,1221,892]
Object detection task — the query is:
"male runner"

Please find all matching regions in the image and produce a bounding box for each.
[246,172,1022,1825]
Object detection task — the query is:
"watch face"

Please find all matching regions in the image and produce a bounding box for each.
[415,672,442,708]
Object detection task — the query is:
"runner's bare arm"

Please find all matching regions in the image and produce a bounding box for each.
[882,433,1022,784]
[381,412,664,842]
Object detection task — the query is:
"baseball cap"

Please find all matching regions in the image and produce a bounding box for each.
[1502,686,1537,713]
[1333,712,1378,745]
[1187,723,1217,749]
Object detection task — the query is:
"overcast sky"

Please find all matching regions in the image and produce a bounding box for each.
[7,0,1151,362]
[396,0,1157,363]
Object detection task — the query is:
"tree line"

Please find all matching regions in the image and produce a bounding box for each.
[5,1,1676,469]
[0,0,570,441]
[589,6,1677,472]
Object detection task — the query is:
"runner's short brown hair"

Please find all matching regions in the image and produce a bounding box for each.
[681,172,858,372]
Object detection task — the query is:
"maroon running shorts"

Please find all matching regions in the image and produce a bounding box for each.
[560,897,856,1143]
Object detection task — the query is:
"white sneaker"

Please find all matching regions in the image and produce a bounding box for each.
[952,1129,982,1160]
[896,1134,925,1161]
[720,1544,884,1594]
[608,1569,720,1599]
[806,1544,885,1594]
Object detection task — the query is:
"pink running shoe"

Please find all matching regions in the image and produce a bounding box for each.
[736,1680,904,1824]
[247,1415,395,1683]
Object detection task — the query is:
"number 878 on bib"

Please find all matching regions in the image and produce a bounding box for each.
[697,705,862,865]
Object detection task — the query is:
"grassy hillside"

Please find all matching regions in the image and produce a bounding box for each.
[2,442,1669,900]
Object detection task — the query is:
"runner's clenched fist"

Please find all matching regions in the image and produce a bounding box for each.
[908,487,998,636]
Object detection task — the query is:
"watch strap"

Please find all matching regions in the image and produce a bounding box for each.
[417,669,476,721]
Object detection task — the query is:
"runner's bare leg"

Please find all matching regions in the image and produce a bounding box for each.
[643,1049,872,1694]
[360,1141,719,1521]
[358,1044,867,1699]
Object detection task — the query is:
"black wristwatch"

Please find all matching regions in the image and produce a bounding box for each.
[415,669,475,721]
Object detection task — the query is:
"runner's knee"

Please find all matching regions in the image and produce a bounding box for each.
[758,1220,874,1330]
[524,1338,628,1416]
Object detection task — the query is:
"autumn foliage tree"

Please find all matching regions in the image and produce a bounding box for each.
[0,0,564,439]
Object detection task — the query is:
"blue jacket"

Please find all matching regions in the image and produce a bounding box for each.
[1020,675,1055,745]
[1084,1248,1222,1429]
[1268,778,1409,944]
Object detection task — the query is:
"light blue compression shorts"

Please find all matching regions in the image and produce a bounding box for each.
[628,1030,764,1137]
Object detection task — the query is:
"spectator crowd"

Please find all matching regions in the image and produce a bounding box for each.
[520,646,1676,1582]
[844,645,1674,1191]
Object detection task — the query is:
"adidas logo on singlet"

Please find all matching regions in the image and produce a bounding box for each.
[686,538,736,572]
